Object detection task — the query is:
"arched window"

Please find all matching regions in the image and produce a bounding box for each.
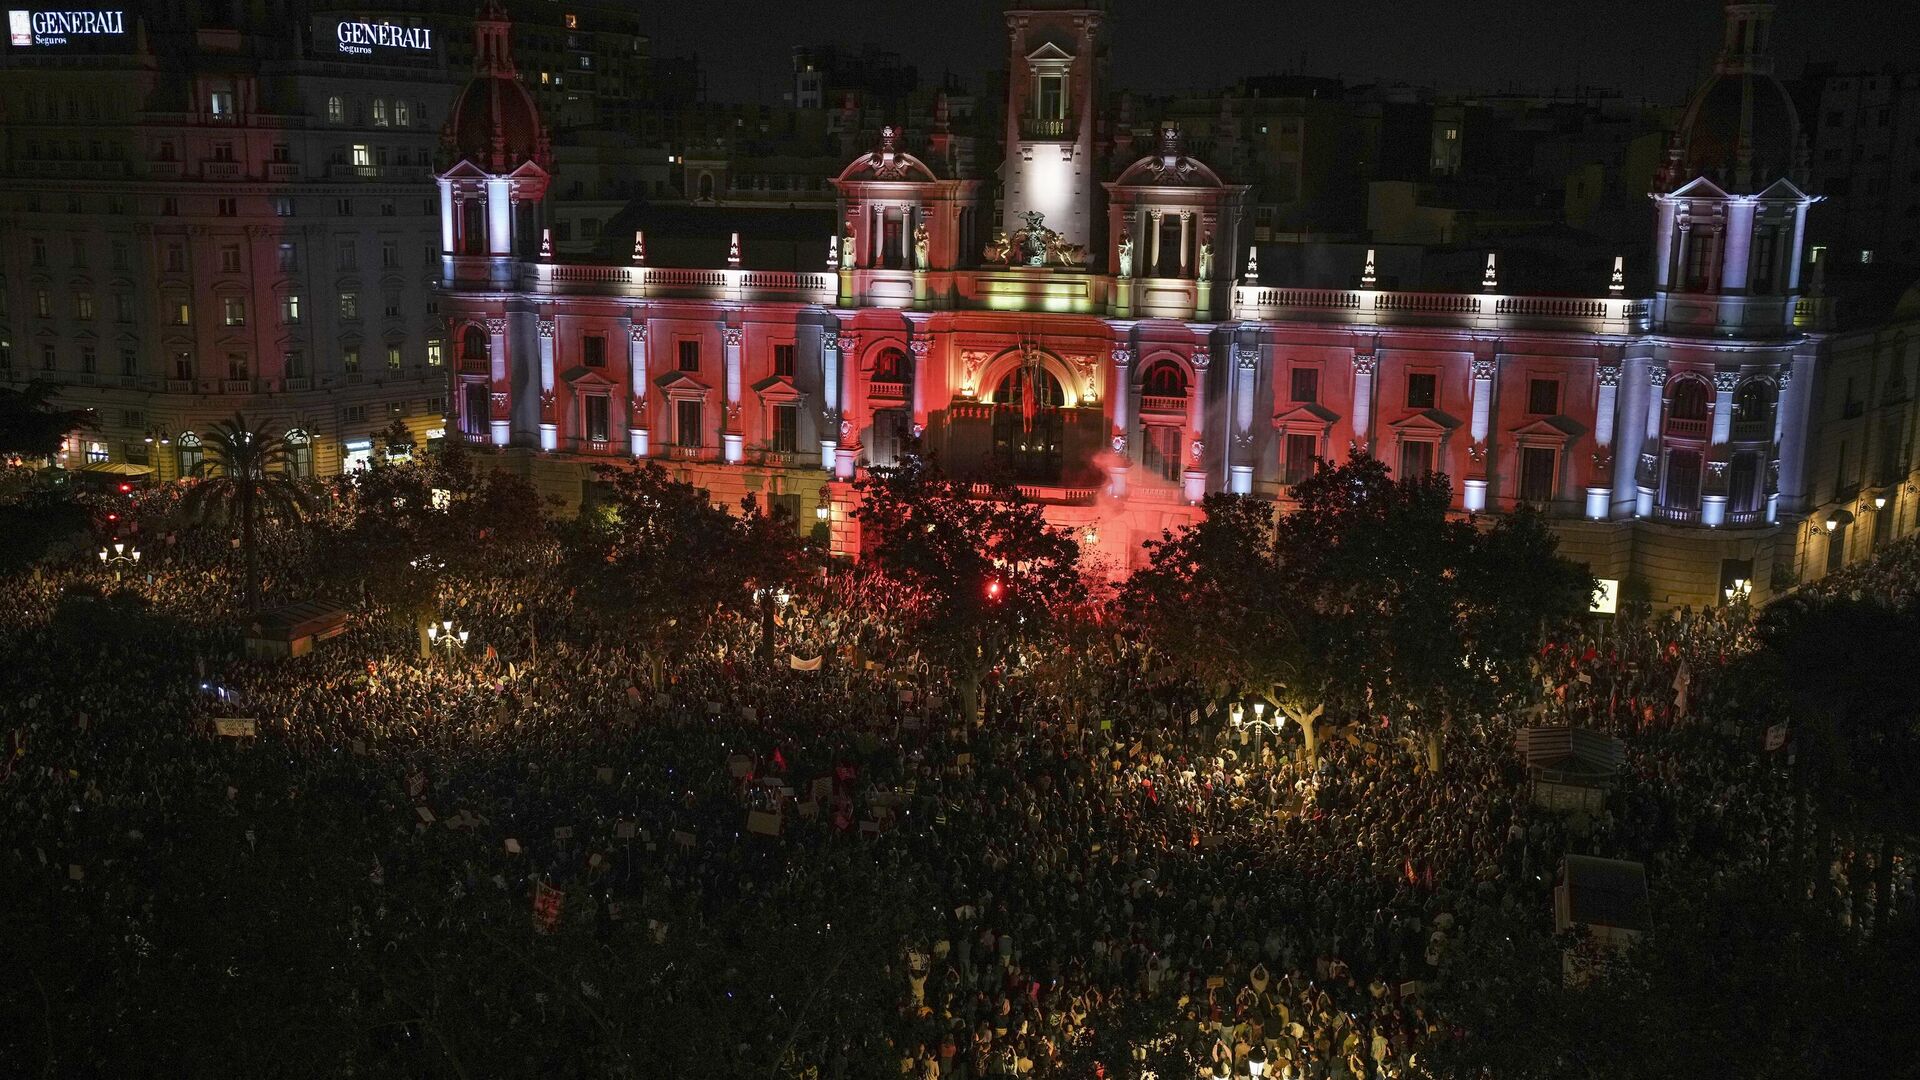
[993,365,1064,407]
[1141,360,1186,396]
[462,325,488,362]
[870,348,907,383]
[1669,378,1710,422]
[371,98,389,127]
[1731,380,1775,435]
[698,173,715,201]
[326,96,344,124]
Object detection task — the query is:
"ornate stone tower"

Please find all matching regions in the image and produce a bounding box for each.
[1649,1,1816,339]
[438,1,551,448]
[1000,0,1107,258]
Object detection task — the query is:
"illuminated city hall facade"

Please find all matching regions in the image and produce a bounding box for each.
[443,2,1893,607]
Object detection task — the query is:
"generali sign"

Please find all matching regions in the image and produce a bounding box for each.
[8,9,126,46]
[335,18,431,56]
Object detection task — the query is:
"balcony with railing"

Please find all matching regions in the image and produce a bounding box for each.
[967,481,1098,506]
[1233,285,1652,335]
[667,443,710,461]
[1020,116,1070,140]
[752,448,798,468]
[1651,503,1700,525]
[265,161,300,182]
[223,379,254,394]
[1664,417,1710,441]
[526,263,838,304]
[1729,420,1772,442]
[1139,394,1187,417]
[866,380,905,402]
[202,160,243,181]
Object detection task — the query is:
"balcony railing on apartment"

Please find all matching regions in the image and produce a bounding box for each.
[1232,286,1652,334]
[1139,394,1187,415]
[1020,116,1070,139]
[1651,504,1700,524]
[1729,420,1772,442]
[667,443,707,461]
[1664,417,1710,440]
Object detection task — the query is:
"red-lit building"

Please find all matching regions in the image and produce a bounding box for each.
[441,1,1917,607]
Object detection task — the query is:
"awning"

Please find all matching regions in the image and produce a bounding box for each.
[76,462,155,477]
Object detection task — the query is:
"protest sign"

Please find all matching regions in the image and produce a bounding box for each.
[532,881,564,933]
[414,806,435,824]
[746,811,782,837]
[672,830,695,849]
[726,754,753,778]
[614,821,636,840]
[213,718,257,737]
[596,766,615,784]
[788,654,823,671]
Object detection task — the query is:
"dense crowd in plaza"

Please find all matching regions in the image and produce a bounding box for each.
[2,474,1914,1079]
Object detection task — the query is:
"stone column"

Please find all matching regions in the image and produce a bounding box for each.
[1351,353,1376,453]
[1588,362,1621,519]
[835,331,860,480]
[819,330,841,471]
[1722,197,1755,293]
[1701,369,1739,526]
[486,178,513,256]
[1108,345,1132,498]
[1464,358,1495,512]
[908,335,931,431]
[722,326,744,464]
[1148,210,1162,275]
[537,315,557,452]
[1184,347,1210,502]
[437,179,455,255]
[1178,211,1192,277]
[1231,343,1257,495]
[1653,199,1677,291]
[1770,363,1796,522]
[486,316,510,447]
[627,319,649,457]
[1636,366,1668,518]
[1787,201,1810,291]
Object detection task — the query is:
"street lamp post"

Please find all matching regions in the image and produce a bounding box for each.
[426,618,469,665]
[1229,699,1283,761]
[97,540,141,581]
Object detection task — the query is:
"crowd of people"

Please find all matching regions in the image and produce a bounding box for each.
[3,484,1914,1078]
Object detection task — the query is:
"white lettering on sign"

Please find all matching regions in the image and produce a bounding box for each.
[335,19,431,55]
[8,9,127,46]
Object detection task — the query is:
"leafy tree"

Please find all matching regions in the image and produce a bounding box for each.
[178,414,317,613]
[1119,492,1315,744]
[1747,593,1920,931]
[0,380,94,462]
[852,456,1083,717]
[318,440,552,650]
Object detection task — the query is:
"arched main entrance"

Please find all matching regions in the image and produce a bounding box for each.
[990,363,1066,483]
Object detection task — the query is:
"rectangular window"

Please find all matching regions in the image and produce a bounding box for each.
[1398,440,1434,478]
[327,96,344,123]
[42,345,56,371]
[585,395,610,442]
[273,197,294,217]
[336,241,357,271]
[217,197,237,217]
[111,240,130,270]
[387,345,403,371]
[169,295,191,325]
[339,293,358,320]
[223,297,246,326]
[676,399,703,447]
[351,144,371,168]
[343,346,361,373]
[70,239,86,267]
[220,245,241,273]
[285,350,306,378]
[164,243,185,273]
[75,292,94,319]
[371,99,389,127]
[1406,372,1437,409]
[1141,425,1182,482]
[583,335,607,367]
[172,351,192,379]
[30,238,47,267]
[1290,367,1319,404]
[381,241,398,268]
[773,403,798,453]
[426,340,443,367]
[774,343,795,378]
[1284,432,1318,486]
[678,340,699,372]
[394,100,411,127]
[120,348,136,376]
[1036,74,1065,121]
[281,294,302,323]
[162,197,179,216]
[115,293,133,322]
[80,346,96,374]
[35,290,52,318]
[1518,446,1556,503]
[1527,378,1559,416]
[209,90,234,118]
[344,405,366,423]
[227,353,249,380]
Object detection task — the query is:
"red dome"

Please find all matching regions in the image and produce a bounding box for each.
[446,74,548,173]
[440,3,548,174]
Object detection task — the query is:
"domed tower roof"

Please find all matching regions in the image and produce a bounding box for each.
[443,2,550,174]
[1660,3,1804,194]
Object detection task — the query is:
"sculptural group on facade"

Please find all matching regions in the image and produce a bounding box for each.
[983,211,1085,268]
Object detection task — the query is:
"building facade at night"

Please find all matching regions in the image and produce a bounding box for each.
[0,0,671,479]
[435,0,1920,607]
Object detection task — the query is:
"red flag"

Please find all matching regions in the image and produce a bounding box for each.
[532,881,565,933]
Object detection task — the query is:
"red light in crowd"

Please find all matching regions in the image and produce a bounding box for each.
[985,579,1002,600]
[117,482,133,494]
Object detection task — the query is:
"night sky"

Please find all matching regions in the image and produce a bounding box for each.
[647,0,1909,105]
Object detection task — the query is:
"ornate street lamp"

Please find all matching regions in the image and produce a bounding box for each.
[97,540,141,580]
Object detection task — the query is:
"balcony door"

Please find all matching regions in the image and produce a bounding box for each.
[991,365,1065,484]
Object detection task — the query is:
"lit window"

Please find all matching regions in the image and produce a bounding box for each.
[351,144,371,168]
[75,292,94,320]
[35,290,51,318]
[281,294,302,323]
[327,96,344,123]
[209,90,234,118]
[339,292,359,320]
[426,339,443,367]
[343,347,361,373]
[393,100,410,127]
[169,296,191,325]
[1860,249,1875,264]
[387,345,402,371]
[223,297,246,326]
[371,98,388,127]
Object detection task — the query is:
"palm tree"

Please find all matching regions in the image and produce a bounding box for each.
[179,414,316,613]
